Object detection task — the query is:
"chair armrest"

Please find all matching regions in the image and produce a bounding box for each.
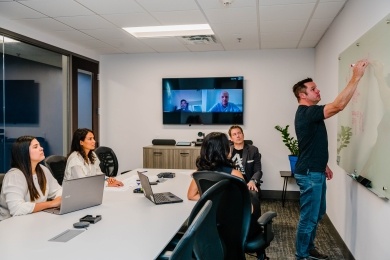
[257,211,277,226]
[257,211,277,245]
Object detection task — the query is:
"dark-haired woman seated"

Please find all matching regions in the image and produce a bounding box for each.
[187,132,261,237]
[0,136,62,221]
[64,128,123,187]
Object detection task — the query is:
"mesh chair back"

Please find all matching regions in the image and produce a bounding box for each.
[192,171,252,260]
[94,146,118,177]
[44,155,67,185]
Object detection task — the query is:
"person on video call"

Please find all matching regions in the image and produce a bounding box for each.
[64,128,123,187]
[176,99,191,112]
[292,59,368,260]
[0,136,62,221]
[208,91,241,112]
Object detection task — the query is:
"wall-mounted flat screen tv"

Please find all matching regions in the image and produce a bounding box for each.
[0,80,39,124]
[162,76,244,125]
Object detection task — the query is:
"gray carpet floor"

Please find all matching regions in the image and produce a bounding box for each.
[246,199,350,260]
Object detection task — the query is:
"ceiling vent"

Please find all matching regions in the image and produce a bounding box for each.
[179,35,218,45]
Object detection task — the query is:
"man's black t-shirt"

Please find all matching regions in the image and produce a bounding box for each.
[294,105,328,174]
[231,148,249,182]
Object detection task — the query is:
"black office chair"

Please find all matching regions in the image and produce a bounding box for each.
[94,146,131,177]
[158,181,226,260]
[193,171,277,260]
[169,200,215,260]
[43,155,67,185]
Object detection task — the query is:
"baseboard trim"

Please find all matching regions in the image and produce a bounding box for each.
[322,214,355,260]
[261,190,300,200]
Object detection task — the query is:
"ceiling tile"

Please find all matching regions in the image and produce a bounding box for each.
[140,37,190,53]
[136,0,199,12]
[19,0,94,17]
[259,0,317,5]
[75,0,144,15]
[260,19,307,33]
[80,28,131,40]
[102,13,159,27]
[14,17,73,31]
[204,7,257,23]
[56,15,117,30]
[261,40,299,49]
[150,10,207,25]
[259,3,316,21]
[0,2,47,19]
[312,1,346,19]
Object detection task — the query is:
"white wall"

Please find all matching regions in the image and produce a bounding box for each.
[100,49,315,191]
[316,0,390,259]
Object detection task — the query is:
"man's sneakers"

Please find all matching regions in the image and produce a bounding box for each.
[309,248,329,260]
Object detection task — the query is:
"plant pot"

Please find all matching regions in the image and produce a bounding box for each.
[288,155,298,176]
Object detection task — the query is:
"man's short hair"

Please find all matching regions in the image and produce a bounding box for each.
[293,78,313,101]
[228,125,243,137]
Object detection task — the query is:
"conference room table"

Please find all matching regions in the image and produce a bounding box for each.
[0,168,196,259]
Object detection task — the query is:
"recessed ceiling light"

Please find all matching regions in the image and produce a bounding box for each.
[123,24,214,38]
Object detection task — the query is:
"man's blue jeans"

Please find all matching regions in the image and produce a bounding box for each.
[294,171,326,259]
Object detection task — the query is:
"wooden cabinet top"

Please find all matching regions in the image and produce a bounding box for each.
[143,145,201,150]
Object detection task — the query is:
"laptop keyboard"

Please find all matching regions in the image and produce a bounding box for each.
[154,193,171,203]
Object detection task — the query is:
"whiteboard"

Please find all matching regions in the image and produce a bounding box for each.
[338,14,390,199]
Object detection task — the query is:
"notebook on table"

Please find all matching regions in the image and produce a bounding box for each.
[137,171,183,205]
[44,174,105,215]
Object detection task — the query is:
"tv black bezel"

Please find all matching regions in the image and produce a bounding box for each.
[162,76,244,125]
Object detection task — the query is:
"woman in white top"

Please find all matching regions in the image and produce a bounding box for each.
[0,136,62,221]
[64,128,123,187]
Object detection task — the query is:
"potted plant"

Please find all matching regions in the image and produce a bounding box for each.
[275,125,299,174]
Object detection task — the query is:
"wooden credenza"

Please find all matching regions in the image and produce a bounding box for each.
[143,145,201,169]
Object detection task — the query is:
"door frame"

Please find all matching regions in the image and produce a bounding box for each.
[71,55,99,143]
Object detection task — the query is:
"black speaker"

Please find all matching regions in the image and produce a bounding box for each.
[152,139,176,146]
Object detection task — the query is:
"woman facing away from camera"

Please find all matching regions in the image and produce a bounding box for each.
[64,128,123,187]
[0,136,62,221]
[187,132,261,237]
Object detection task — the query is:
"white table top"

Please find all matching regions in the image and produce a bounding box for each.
[0,168,196,259]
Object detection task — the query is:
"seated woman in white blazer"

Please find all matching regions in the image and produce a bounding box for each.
[64,128,123,187]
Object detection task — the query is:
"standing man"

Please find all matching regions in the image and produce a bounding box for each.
[228,125,262,216]
[292,59,368,260]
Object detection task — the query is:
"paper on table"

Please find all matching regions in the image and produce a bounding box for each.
[104,175,139,192]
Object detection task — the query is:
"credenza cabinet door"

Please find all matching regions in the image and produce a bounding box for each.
[143,146,200,169]
[143,148,174,168]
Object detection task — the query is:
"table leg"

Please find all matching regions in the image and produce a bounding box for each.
[282,177,289,207]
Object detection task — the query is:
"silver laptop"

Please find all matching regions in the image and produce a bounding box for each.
[137,171,183,205]
[44,174,105,215]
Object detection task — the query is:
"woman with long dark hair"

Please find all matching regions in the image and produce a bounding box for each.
[187,132,245,200]
[64,128,123,187]
[0,136,62,220]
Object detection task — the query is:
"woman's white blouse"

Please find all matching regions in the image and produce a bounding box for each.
[64,151,103,180]
[0,166,62,221]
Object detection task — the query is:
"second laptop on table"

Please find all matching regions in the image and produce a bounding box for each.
[137,171,183,205]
